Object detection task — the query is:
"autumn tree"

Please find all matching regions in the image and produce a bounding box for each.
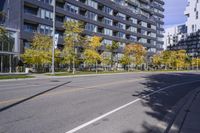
[106,41,119,70]
[192,57,200,70]
[62,20,84,72]
[21,34,61,72]
[174,50,188,70]
[120,55,131,71]
[124,43,146,70]
[160,50,176,70]
[152,53,162,69]
[101,52,112,71]
[131,44,147,69]
[84,36,102,73]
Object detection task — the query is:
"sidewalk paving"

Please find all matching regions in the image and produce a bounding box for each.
[169,87,200,133]
[179,90,200,133]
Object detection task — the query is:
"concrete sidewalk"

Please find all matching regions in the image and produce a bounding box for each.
[169,87,200,133]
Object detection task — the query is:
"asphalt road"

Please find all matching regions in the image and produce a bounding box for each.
[0,72,200,133]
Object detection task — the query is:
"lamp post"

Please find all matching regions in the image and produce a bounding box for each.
[52,0,56,74]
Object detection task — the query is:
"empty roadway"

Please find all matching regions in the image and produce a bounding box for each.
[0,72,200,133]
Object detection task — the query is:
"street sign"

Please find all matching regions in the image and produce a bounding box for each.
[54,34,59,49]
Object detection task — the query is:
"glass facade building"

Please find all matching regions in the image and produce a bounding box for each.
[0,28,20,73]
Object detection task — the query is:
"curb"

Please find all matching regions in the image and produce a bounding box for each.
[152,86,200,133]
[0,71,200,82]
[0,72,138,82]
[167,87,200,133]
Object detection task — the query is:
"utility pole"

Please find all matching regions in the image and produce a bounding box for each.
[52,0,56,74]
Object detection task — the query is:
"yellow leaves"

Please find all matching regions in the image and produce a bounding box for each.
[124,43,146,56]
[153,50,189,69]
[0,26,9,43]
[84,49,102,65]
[88,36,102,50]
[32,33,52,50]
[21,34,53,65]
[62,21,84,65]
[152,54,162,65]
[63,21,83,35]
[124,43,147,65]
[84,36,102,65]
[106,41,119,52]
[120,55,131,65]
[192,58,200,66]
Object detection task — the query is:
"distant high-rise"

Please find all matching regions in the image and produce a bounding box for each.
[166,0,200,57]
[184,0,200,34]
[164,24,187,50]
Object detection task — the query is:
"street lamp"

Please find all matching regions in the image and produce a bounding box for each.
[52,0,56,74]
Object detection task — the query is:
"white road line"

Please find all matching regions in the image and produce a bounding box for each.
[65,80,200,133]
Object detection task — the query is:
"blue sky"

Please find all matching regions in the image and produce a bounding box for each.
[164,0,188,28]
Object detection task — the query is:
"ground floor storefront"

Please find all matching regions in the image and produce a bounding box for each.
[0,53,19,73]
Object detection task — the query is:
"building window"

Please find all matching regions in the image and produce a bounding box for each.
[104,28,113,36]
[86,11,97,21]
[141,30,147,35]
[86,0,98,9]
[39,9,53,20]
[102,39,112,45]
[117,32,125,39]
[66,3,79,14]
[116,13,126,20]
[129,35,137,41]
[24,6,38,15]
[65,16,77,22]
[38,0,52,5]
[129,18,137,24]
[139,38,147,43]
[39,25,53,35]
[103,18,113,26]
[141,22,147,28]
[24,23,37,33]
[103,6,113,15]
[85,23,97,32]
[117,22,125,30]
[128,26,137,32]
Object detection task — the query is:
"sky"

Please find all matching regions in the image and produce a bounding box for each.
[164,0,188,28]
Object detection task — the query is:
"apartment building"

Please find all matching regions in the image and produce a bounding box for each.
[184,0,200,34]
[168,30,200,57]
[1,0,165,53]
[164,24,187,50]
[167,0,200,57]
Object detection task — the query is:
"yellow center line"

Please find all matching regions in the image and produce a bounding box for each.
[0,78,145,105]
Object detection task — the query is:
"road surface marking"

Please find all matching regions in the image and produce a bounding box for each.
[0,78,145,105]
[65,80,200,133]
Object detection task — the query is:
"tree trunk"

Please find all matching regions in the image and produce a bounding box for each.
[95,61,98,74]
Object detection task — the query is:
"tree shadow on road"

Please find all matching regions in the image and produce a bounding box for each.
[0,81,71,112]
[122,73,200,133]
